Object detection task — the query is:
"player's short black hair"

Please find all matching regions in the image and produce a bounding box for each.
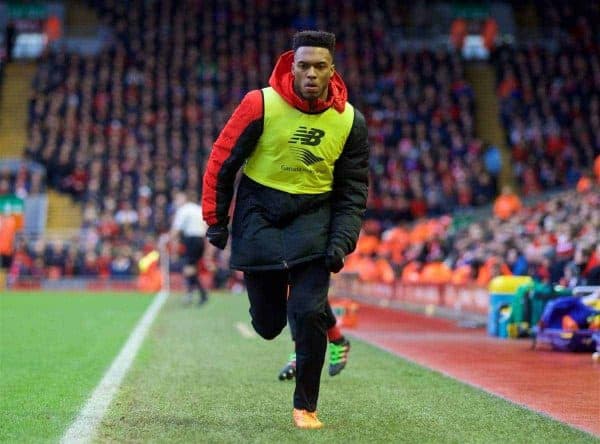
[292,30,335,56]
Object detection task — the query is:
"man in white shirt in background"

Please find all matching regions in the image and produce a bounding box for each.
[170,190,209,305]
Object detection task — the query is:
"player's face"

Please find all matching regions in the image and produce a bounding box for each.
[292,47,334,102]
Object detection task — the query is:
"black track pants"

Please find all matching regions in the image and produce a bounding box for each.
[244,259,330,411]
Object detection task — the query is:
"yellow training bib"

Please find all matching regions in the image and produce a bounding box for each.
[244,87,354,194]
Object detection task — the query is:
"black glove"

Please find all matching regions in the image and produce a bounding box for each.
[207,224,229,250]
[325,245,345,273]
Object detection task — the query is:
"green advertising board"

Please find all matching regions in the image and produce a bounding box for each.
[7,2,48,20]
[0,194,24,215]
[0,194,24,230]
[452,2,490,19]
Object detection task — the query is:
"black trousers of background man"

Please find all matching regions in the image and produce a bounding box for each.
[244,258,335,412]
[181,235,208,302]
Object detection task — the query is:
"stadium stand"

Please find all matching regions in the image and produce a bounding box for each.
[25,1,485,233]
[8,1,476,282]
[345,188,600,288]
[493,0,599,195]
[493,42,600,194]
[0,160,45,198]
[2,1,599,293]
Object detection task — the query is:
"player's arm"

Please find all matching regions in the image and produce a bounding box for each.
[202,90,264,228]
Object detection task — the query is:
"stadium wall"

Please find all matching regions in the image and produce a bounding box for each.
[331,273,489,323]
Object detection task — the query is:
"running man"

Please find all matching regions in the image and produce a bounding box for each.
[170,190,209,305]
[202,31,368,429]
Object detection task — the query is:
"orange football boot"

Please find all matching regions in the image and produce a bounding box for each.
[293,408,323,429]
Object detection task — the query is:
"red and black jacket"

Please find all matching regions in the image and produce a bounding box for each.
[202,51,369,271]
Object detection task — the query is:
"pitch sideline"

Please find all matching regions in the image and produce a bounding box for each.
[61,290,169,444]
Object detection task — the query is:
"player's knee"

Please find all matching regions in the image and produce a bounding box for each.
[251,318,285,340]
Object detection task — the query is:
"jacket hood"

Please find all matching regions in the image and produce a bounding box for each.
[269,50,347,113]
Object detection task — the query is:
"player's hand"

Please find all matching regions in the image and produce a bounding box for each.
[325,245,345,273]
[207,224,229,250]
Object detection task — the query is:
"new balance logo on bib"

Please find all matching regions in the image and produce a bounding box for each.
[289,127,325,146]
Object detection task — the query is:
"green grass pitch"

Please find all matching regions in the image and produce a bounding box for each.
[1,290,597,443]
[0,291,152,443]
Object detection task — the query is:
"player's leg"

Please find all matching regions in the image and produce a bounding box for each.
[324,302,351,376]
[287,259,329,427]
[278,301,349,380]
[243,270,288,339]
[182,264,198,304]
[278,285,296,381]
[183,236,208,305]
[193,238,208,304]
[180,235,197,304]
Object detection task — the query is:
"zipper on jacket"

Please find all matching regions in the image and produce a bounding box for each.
[283,260,289,269]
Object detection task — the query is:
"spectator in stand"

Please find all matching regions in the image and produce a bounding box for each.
[483,142,502,187]
[493,185,522,220]
[584,243,600,285]
[44,239,67,277]
[0,215,17,270]
[450,17,468,51]
[482,17,498,52]
[62,243,80,277]
[7,238,32,284]
[80,250,100,277]
[114,201,139,227]
[560,245,589,287]
[110,246,134,278]
[576,170,594,193]
[505,246,529,276]
[0,177,10,196]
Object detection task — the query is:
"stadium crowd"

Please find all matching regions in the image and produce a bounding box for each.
[494,43,600,194]
[493,0,600,194]
[24,0,490,233]
[8,184,599,290]
[345,188,600,288]
[3,1,599,290]
[0,163,45,199]
[533,0,599,41]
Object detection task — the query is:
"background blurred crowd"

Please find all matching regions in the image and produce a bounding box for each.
[494,44,600,194]
[2,0,599,289]
[345,188,600,288]
[0,164,45,199]
[23,1,490,232]
[493,0,599,194]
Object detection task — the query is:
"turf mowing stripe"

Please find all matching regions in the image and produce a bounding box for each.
[235,321,257,338]
[61,290,169,444]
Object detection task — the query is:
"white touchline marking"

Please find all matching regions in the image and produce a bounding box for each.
[61,290,169,444]
[235,322,256,338]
